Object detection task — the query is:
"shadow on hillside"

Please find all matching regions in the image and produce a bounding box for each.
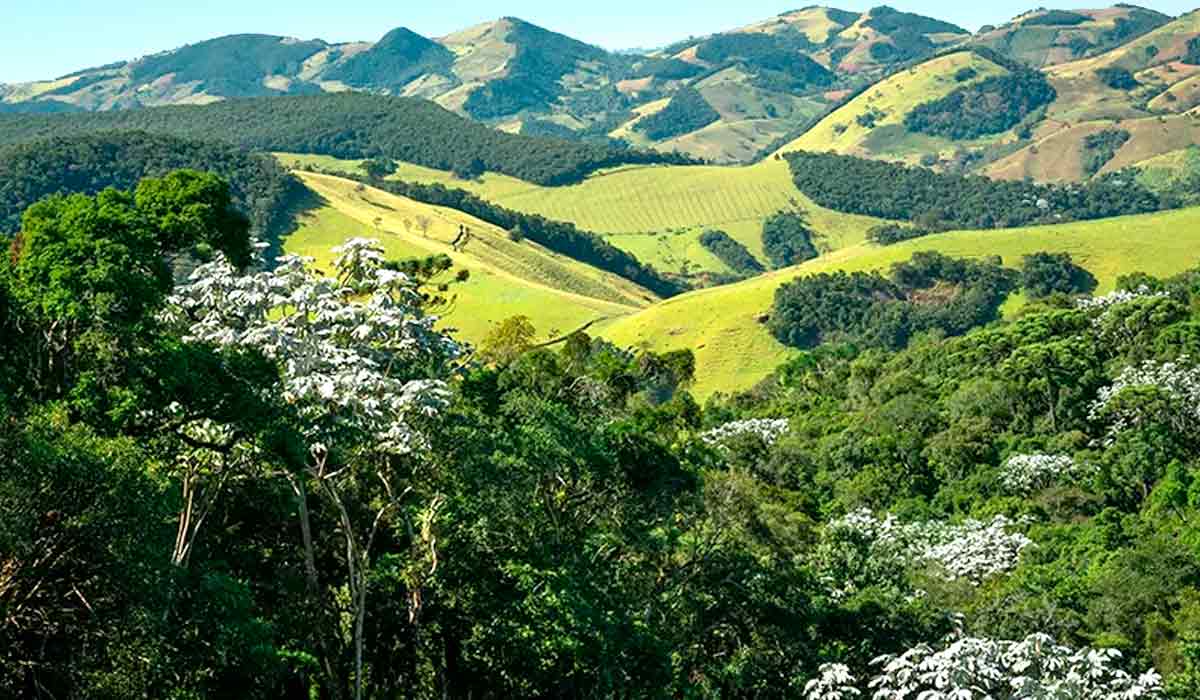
[263,177,328,268]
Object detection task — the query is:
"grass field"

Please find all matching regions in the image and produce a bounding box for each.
[772,51,1010,162]
[276,154,885,276]
[600,205,1200,399]
[285,172,653,345]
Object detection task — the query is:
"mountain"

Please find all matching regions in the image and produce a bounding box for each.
[2,5,1197,166]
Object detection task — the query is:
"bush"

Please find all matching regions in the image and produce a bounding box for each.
[1096,66,1139,90]
[1020,252,1098,298]
[761,212,818,269]
[867,224,932,246]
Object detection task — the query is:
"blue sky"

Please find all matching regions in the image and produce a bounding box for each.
[2,1,1195,83]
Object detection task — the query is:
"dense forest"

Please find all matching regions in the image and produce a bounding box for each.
[769,251,1017,350]
[128,34,328,98]
[0,131,303,240]
[315,168,686,298]
[904,70,1057,140]
[6,170,1197,697]
[785,151,1164,230]
[322,28,454,90]
[761,211,819,269]
[633,87,721,141]
[0,93,694,186]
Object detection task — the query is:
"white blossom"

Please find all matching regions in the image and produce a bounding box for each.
[701,418,790,449]
[1075,285,1169,312]
[1089,357,1200,442]
[163,239,462,454]
[999,454,1097,494]
[822,510,1032,597]
[806,632,1165,699]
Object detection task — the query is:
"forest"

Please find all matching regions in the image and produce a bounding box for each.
[5,170,1198,698]
[903,69,1057,140]
[0,93,694,186]
[0,131,304,241]
[633,87,721,141]
[785,151,1164,230]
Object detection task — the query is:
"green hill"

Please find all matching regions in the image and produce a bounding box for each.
[288,172,653,343]
[600,204,1200,398]
[971,6,1171,68]
[0,94,690,186]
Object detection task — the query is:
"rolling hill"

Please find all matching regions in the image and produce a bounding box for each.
[970,6,1171,69]
[600,204,1200,398]
[287,172,655,343]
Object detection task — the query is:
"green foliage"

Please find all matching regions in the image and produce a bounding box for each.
[769,251,1017,350]
[863,6,967,36]
[634,87,721,141]
[0,132,300,239]
[1185,37,1200,66]
[1023,10,1090,26]
[0,93,694,187]
[698,229,764,276]
[762,211,818,269]
[1020,252,1098,299]
[1082,129,1132,178]
[631,57,704,81]
[693,32,833,91]
[785,151,1164,230]
[1097,66,1140,91]
[360,156,398,180]
[867,223,932,245]
[904,70,1057,140]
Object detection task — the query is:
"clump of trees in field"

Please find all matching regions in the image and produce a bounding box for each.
[698,229,765,275]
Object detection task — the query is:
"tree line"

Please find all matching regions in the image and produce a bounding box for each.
[785,151,1164,231]
[0,93,695,186]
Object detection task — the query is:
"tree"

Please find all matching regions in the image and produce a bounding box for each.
[762,211,818,269]
[479,315,538,366]
[1020,252,1097,299]
[361,157,397,181]
[414,215,433,238]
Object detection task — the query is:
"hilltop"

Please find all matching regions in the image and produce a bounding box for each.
[10,6,1179,164]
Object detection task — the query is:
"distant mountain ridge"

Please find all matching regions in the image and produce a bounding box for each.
[0,5,1192,164]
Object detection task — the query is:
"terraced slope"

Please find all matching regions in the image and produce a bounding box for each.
[286,172,655,343]
[600,205,1200,398]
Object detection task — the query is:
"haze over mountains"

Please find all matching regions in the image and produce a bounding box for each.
[3,4,1192,164]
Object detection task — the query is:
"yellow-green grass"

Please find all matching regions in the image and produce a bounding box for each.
[285,172,653,344]
[773,51,1008,160]
[601,206,1200,399]
[275,154,885,273]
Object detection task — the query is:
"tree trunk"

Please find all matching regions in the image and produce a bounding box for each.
[288,473,346,700]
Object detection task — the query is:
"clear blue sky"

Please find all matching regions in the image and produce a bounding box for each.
[2,1,1196,83]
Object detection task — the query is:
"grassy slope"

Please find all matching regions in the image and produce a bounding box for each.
[601,206,1200,399]
[277,154,884,276]
[286,172,653,344]
[772,51,1009,163]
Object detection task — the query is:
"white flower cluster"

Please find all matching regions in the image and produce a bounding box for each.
[806,633,1165,700]
[1090,357,1200,440]
[829,510,1032,586]
[700,418,790,449]
[999,453,1096,494]
[1075,285,1170,312]
[164,239,462,453]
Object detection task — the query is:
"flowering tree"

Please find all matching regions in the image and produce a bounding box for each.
[806,631,1165,699]
[818,510,1032,599]
[1090,357,1200,442]
[165,238,461,700]
[1000,453,1096,494]
[1076,285,1171,313]
[701,418,791,449]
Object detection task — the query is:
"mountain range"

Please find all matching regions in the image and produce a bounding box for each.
[2,4,1191,164]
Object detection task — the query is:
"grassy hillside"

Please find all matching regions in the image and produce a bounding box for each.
[971,7,1171,69]
[279,154,884,277]
[773,51,1010,163]
[600,205,1200,398]
[287,172,653,344]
